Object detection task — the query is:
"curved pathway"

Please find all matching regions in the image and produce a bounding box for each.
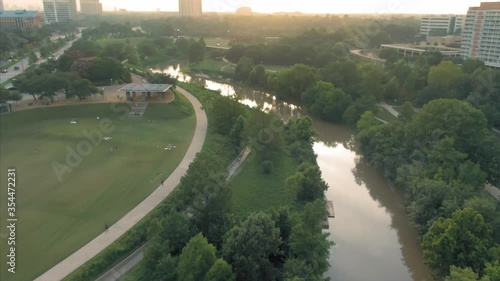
[34,86,208,281]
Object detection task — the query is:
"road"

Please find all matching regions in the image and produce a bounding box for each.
[95,144,252,281]
[0,33,81,84]
[34,86,208,281]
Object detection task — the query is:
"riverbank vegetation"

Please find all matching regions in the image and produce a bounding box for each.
[357,99,500,279]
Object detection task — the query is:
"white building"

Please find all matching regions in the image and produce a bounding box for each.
[461,2,500,68]
[43,0,76,23]
[420,15,465,38]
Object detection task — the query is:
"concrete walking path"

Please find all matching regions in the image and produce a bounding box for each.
[34,86,208,281]
[377,102,400,117]
[94,146,253,281]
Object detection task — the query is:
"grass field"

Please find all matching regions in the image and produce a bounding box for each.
[190,59,234,74]
[0,102,195,281]
[230,152,297,216]
[97,37,147,48]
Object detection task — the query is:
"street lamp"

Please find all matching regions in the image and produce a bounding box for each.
[110,78,113,86]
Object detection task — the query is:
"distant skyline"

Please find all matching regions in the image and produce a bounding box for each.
[3,0,498,14]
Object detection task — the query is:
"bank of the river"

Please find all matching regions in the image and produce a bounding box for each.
[152,64,434,281]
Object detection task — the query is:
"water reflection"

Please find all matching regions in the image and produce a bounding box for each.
[151,64,302,119]
[151,64,432,281]
[316,141,432,281]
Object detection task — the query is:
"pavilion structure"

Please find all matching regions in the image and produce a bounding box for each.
[118,84,173,101]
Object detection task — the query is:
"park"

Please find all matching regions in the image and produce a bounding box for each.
[0,98,196,281]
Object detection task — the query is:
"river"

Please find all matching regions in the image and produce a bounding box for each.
[152,65,433,281]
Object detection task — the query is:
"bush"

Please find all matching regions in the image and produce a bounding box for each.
[262,160,273,174]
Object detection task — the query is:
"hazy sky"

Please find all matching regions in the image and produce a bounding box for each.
[3,0,493,14]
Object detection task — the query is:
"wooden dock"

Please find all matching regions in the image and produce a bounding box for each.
[322,200,335,229]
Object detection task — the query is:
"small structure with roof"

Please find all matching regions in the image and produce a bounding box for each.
[118,84,173,101]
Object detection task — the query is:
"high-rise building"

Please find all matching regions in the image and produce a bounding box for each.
[419,15,465,38]
[43,0,74,22]
[80,0,102,15]
[461,2,500,68]
[179,0,202,17]
[0,0,4,11]
[69,0,77,18]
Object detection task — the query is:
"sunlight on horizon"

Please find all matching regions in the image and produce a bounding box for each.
[3,0,494,14]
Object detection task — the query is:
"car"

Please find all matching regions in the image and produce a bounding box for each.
[13,66,19,71]
[1,69,7,73]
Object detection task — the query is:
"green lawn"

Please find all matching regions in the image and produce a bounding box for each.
[97,37,147,48]
[187,37,231,47]
[0,102,195,281]
[375,107,398,122]
[190,59,233,73]
[230,151,297,216]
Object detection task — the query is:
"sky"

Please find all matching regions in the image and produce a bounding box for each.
[3,0,494,14]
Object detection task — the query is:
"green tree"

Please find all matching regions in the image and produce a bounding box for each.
[398,102,414,123]
[68,79,98,100]
[286,163,329,202]
[222,212,282,281]
[268,64,316,101]
[445,266,488,281]
[211,96,244,135]
[422,208,494,275]
[39,73,70,102]
[205,259,236,281]
[0,87,12,103]
[287,200,332,277]
[178,233,217,281]
[248,65,267,87]
[462,59,485,74]
[229,115,245,146]
[189,41,205,64]
[235,57,254,81]
[28,51,38,66]
[343,94,378,125]
[428,60,462,86]
[89,57,131,83]
[302,81,352,123]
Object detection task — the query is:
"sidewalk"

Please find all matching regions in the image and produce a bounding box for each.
[34,86,208,281]
[95,145,252,281]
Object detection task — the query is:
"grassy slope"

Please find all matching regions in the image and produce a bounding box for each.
[0,102,195,281]
[230,152,297,216]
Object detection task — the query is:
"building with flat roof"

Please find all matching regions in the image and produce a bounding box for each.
[179,0,202,17]
[119,84,173,101]
[380,44,461,58]
[0,10,43,30]
[461,2,500,68]
[80,0,102,15]
[43,0,75,23]
[420,15,465,38]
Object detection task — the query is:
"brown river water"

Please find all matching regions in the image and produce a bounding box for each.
[153,65,433,281]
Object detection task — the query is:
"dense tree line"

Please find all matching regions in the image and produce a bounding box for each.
[141,89,331,280]
[356,99,500,278]
[0,20,78,60]
[141,15,418,43]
